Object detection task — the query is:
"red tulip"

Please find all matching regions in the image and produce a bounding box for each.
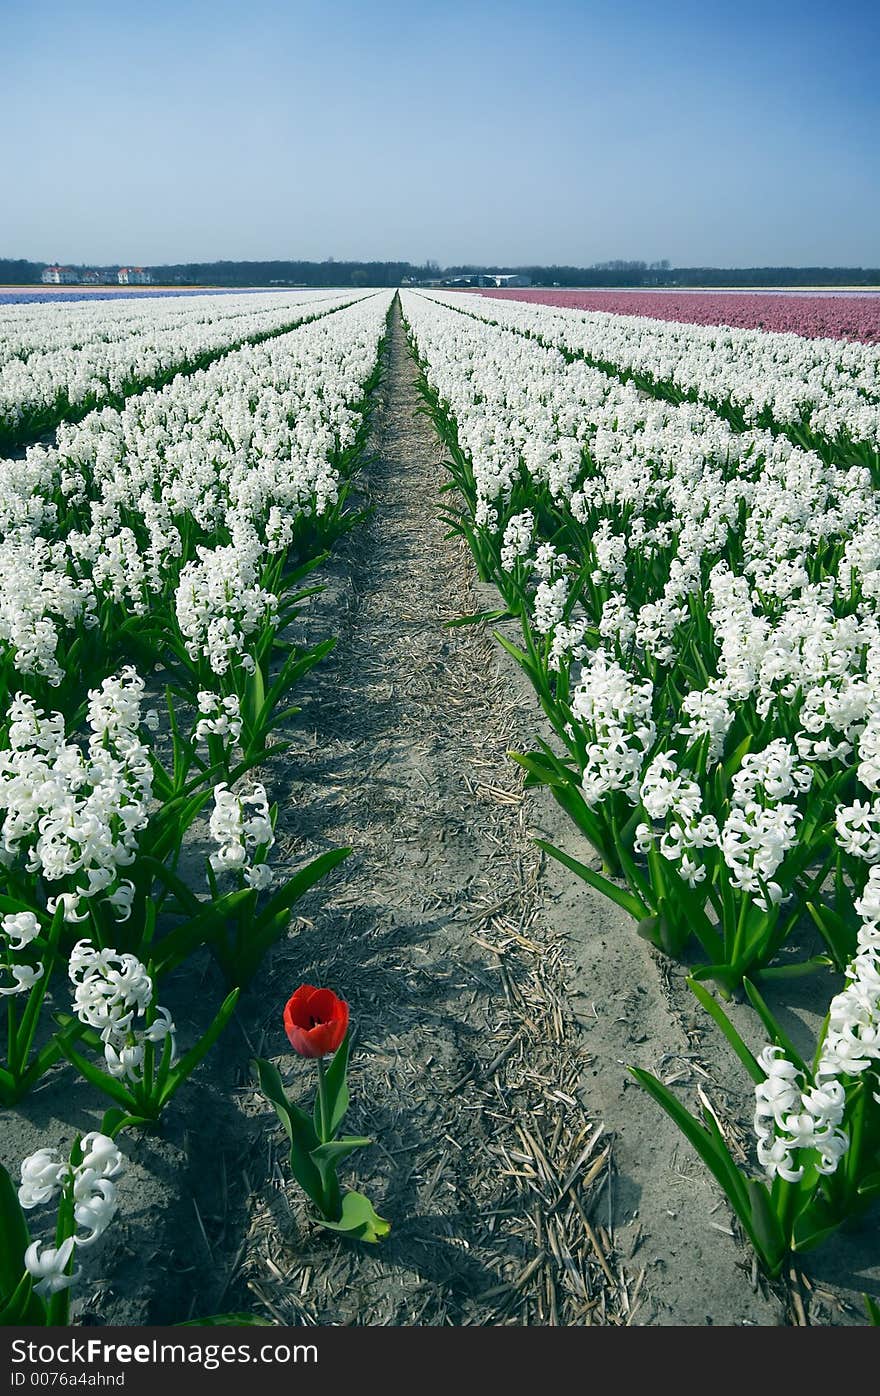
[283,985,349,1058]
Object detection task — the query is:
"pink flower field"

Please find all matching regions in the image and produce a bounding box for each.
[474,288,880,343]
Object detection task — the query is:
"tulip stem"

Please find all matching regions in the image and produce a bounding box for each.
[316,1057,329,1143]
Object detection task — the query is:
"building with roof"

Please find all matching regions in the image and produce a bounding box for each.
[117,267,153,285]
[41,265,79,284]
[440,273,532,289]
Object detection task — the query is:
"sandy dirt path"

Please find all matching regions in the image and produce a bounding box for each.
[236,299,621,1324]
[233,301,787,1326]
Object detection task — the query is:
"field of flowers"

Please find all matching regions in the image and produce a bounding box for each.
[1,283,878,1327]
[0,289,364,452]
[476,289,880,345]
[0,289,395,1322]
[402,287,880,1293]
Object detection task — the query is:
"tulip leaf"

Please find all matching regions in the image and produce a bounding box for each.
[252,1058,294,1142]
[316,1189,390,1244]
[309,1138,372,1195]
[319,1032,352,1138]
[253,1058,324,1208]
[287,1130,325,1213]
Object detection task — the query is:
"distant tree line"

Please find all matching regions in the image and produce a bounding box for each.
[0,259,44,284]
[2,256,879,288]
[443,263,880,288]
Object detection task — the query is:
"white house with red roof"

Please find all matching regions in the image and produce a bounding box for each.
[41,265,79,284]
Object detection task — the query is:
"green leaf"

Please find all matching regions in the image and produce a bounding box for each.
[310,1137,371,1174]
[139,856,202,916]
[742,979,808,1074]
[99,1107,150,1138]
[150,888,253,977]
[630,1068,777,1270]
[252,1058,294,1141]
[157,990,239,1106]
[287,1127,326,1211]
[253,1058,324,1209]
[753,955,832,983]
[260,639,336,719]
[508,749,568,789]
[0,1267,45,1326]
[689,961,742,995]
[55,1041,136,1110]
[791,1197,843,1253]
[316,1189,390,1244]
[146,789,215,863]
[0,1164,31,1304]
[319,1031,352,1137]
[444,609,511,628]
[857,1170,880,1202]
[746,1180,787,1274]
[688,978,763,1083]
[253,847,351,935]
[0,895,49,923]
[806,900,856,969]
[493,630,537,679]
[535,838,647,919]
[722,733,753,779]
[244,662,266,733]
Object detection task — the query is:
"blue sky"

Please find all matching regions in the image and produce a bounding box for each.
[4,0,878,266]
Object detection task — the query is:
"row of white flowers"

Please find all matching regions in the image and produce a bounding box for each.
[423,289,880,452]
[0,291,393,1316]
[0,289,344,367]
[400,288,880,1223]
[0,293,392,685]
[0,289,367,440]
